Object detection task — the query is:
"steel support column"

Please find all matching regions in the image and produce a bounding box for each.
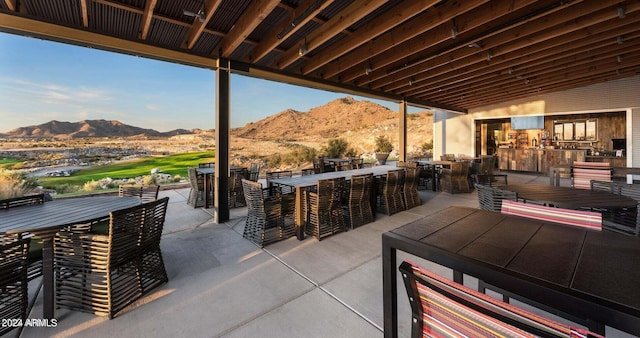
[399,100,407,162]
[215,58,230,223]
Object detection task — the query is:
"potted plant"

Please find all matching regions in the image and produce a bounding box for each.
[374,135,393,165]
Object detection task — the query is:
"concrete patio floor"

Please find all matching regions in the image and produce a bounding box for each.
[14,172,635,337]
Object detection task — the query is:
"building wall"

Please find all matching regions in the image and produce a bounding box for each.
[435,75,640,161]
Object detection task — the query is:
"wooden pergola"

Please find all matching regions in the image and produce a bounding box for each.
[2,0,639,222]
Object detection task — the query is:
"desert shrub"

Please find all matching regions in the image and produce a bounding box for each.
[374,135,393,153]
[345,148,358,157]
[54,183,82,195]
[143,175,156,185]
[0,169,38,199]
[421,140,433,151]
[321,138,348,158]
[83,180,102,192]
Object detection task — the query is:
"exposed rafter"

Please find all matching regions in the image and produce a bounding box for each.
[3,0,16,11]
[181,0,223,50]
[300,0,442,75]
[139,0,158,40]
[274,0,388,70]
[80,0,89,27]
[217,0,280,57]
[246,0,334,63]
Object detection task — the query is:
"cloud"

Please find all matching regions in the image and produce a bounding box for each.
[145,104,161,111]
[0,77,111,106]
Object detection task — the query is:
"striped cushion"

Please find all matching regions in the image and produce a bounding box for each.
[571,162,612,190]
[400,260,603,338]
[501,200,602,231]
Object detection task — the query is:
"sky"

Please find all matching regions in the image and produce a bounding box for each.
[0,32,411,133]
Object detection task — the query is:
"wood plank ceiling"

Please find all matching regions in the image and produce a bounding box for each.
[1,0,639,113]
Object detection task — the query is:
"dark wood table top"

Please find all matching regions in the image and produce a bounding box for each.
[268,165,396,188]
[383,206,640,336]
[502,184,637,209]
[0,196,142,233]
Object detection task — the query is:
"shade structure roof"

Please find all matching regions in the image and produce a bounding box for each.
[1,0,639,112]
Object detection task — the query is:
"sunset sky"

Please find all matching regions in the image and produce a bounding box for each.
[0,32,414,133]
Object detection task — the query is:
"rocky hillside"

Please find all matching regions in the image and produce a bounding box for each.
[1,119,191,139]
[232,96,433,155]
[1,97,433,157]
[233,97,398,140]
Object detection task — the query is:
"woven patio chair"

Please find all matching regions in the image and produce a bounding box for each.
[590,180,617,193]
[471,173,508,187]
[613,184,640,236]
[198,162,214,168]
[347,173,374,229]
[301,168,315,176]
[266,170,295,218]
[402,167,421,209]
[377,169,406,215]
[440,161,471,193]
[440,154,455,161]
[118,184,160,202]
[350,157,364,169]
[0,194,48,281]
[303,177,347,240]
[0,193,46,209]
[475,183,518,212]
[337,163,353,171]
[187,167,205,208]
[229,169,246,208]
[242,179,294,247]
[54,197,169,319]
[248,163,261,181]
[0,237,30,337]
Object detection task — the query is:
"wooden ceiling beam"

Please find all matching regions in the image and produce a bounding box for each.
[299,0,441,75]
[4,0,15,11]
[80,0,89,27]
[431,54,640,106]
[218,0,280,57]
[92,0,226,37]
[318,0,490,81]
[274,0,388,70]
[456,66,640,108]
[246,0,334,63]
[349,0,558,86]
[423,38,640,103]
[139,0,158,40]
[406,15,640,98]
[181,0,223,50]
[369,0,626,92]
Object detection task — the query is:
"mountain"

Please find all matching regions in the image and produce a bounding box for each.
[1,119,192,139]
[233,96,400,139]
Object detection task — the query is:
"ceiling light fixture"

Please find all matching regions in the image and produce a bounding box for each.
[298,40,308,56]
[618,4,626,18]
[183,9,205,23]
[277,0,327,39]
[468,42,481,48]
[451,24,458,39]
[617,36,624,44]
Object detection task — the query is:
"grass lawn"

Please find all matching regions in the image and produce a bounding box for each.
[39,151,214,188]
[0,157,21,169]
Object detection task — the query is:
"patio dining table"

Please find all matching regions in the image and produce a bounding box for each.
[502,184,637,209]
[0,196,142,320]
[382,206,640,337]
[269,165,395,240]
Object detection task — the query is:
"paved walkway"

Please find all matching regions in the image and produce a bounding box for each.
[15,172,634,338]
